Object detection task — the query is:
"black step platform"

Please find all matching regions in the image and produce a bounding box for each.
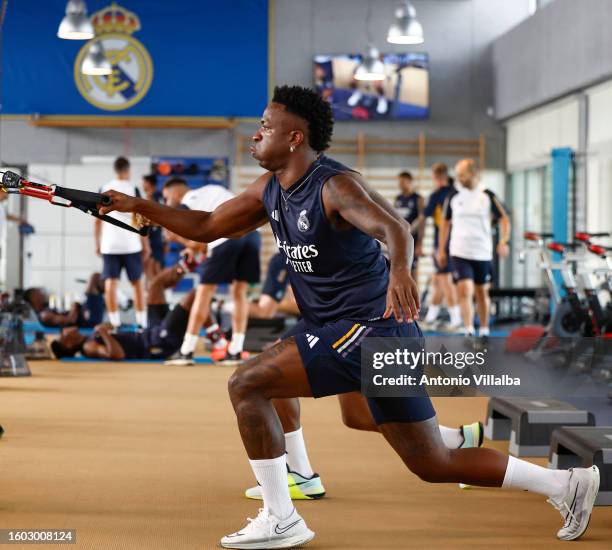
[484,397,595,456]
[549,426,612,505]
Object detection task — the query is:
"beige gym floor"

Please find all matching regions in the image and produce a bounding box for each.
[1,361,611,549]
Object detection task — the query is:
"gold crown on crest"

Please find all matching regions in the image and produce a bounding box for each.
[91,2,141,35]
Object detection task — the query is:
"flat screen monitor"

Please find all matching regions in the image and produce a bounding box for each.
[314,52,429,121]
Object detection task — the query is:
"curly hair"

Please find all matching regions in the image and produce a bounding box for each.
[51,339,83,359]
[272,85,334,153]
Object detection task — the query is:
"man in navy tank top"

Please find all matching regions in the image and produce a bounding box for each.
[393,170,424,277]
[100,86,600,548]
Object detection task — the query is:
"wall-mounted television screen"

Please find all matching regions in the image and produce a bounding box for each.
[314,52,429,121]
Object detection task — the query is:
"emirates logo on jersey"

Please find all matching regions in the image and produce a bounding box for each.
[297,209,310,232]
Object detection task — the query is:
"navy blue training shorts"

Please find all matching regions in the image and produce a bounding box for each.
[283,318,436,425]
[102,252,143,282]
[450,256,492,285]
[199,231,261,285]
[76,293,106,328]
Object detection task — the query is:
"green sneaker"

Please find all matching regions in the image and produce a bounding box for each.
[459,421,484,490]
[245,469,326,500]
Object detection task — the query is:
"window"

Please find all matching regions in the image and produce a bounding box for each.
[507,165,552,288]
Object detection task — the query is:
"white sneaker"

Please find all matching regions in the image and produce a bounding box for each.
[446,319,463,333]
[347,90,362,106]
[419,318,438,330]
[245,470,326,500]
[548,466,599,541]
[220,508,315,549]
[458,422,484,490]
[163,352,195,366]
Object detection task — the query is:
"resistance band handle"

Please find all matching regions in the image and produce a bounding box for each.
[2,171,148,236]
[87,209,150,237]
[1,170,22,189]
[53,186,111,207]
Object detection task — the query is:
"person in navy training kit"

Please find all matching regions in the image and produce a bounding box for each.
[421,162,462,330]
[24,273,105,329]
[49,265,190,361]
[100,85,600,548]
[437,158,511,347]
[393,171,424,277]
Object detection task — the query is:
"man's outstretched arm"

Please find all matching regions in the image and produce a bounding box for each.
[98,174,270,243]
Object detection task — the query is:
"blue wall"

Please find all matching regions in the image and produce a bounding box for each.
[2,0,269,117]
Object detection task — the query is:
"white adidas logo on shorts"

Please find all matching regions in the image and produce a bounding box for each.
[305,334,319,348]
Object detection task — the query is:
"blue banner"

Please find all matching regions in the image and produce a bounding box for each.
[2,0,269,117]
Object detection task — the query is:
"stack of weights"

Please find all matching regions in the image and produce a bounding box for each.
[0,293,32,377]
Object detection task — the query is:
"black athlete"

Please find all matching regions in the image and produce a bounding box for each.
[24,273,106,329]
[98,85,599,548]
[50,267,189,360]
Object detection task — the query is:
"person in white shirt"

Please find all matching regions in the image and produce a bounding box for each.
[161,177,261,366]
[94,157,151,329]
[0,188,32,262]
[437,159,510,345]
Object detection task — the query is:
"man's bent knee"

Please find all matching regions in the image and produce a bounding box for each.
[405,451,453,483]
[228,362,272,404]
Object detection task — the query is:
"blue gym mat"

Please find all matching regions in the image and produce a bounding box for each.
[59,356,214,364]
[23,321,210,345]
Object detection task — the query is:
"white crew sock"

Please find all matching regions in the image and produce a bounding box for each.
[136,310,147,328]
[249,455,294,519]
[425,305,440,323]
[439,425,463,448]
[479,326,490,336]
[463,325,475,336]
[206,323,219,336]
[449,305,462,325]
[502,455,570,501]
[284,428,314,477]
[180,333,199,356]
[228,332,245,355]
[108,311,121,328]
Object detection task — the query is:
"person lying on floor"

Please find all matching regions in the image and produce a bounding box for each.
[50,267,195,361]
[24,273,106,329]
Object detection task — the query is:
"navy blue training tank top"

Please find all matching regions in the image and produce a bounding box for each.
[262,155,390,327]
[394,192,421,226]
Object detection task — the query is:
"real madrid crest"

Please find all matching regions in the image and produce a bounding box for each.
[74,2,153,111]
[297,209,310,232]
